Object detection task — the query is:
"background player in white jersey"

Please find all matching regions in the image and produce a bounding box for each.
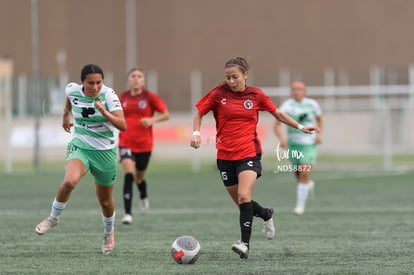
[35,64,126,254]
[274,81,323,215]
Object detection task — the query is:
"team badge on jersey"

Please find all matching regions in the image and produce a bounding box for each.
[138,99,147,109]
[243,99,254,110]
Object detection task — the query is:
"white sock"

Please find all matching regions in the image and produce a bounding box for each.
[102,212,115,234]
[296,182,310,208]
[50,198,66,220]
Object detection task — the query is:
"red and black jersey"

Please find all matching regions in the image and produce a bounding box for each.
[196,83,277,160]
[118,89,168,152]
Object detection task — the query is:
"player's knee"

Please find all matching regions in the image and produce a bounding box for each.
[135,173,145,184]
[61,179,77,192]
[98,198,113,209]
[238,193,250,204]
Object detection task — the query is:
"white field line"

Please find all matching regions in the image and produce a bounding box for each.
[1,206,413,216]
[311,169,409,182]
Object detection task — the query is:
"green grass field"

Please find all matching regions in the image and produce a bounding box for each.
[1,159,413,274]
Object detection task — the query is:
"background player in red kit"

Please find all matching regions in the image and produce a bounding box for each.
[118,68,170,224]
[190,57,319,259]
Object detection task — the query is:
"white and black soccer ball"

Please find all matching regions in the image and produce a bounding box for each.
[170,235,201,264]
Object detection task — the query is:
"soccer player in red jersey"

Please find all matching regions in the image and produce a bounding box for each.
[118,68,170,224]
[190,57,319,259]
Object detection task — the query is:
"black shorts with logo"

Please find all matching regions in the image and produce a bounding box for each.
[119,147,152,171]
[216,154,262,186]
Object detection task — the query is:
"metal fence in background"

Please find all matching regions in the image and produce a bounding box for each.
[1,64,414,173]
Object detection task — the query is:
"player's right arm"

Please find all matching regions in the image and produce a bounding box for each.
[316,115,323,144]
[191,88,217,149]
[191,87,219,149]
[190,112,203,149]
[62,97,73,133]
[273,120,287,148]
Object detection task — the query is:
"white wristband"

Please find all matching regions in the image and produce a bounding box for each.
[297,124,304,131]
[192,131,201,136]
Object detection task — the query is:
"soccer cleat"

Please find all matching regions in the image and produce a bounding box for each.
[35,216,59,235]
[139,198,149,214]
[294,206,305,215]
[263,208,276,240]
[121,214,133,225]
[102,228,115,254]
[231,241,249,259]
[307,180,315,201]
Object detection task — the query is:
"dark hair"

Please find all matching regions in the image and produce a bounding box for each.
[224,57,250,73]
[80,64,104,81]
[128,67,145,76]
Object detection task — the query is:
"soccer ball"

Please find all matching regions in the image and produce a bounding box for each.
[170,235,201,264]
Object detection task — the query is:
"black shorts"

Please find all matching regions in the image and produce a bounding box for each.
[216,154,262,187]
[118,147,152,171]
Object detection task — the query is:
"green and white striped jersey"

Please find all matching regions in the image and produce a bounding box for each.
[65,83,123,150]
[279,97,322,145]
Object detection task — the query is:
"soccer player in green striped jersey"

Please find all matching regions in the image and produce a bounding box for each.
[35,64,126,254]
[274,81,323,215]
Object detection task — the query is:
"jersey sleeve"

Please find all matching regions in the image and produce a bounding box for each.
[257,89,277,112]
[150,93,168,112]
[313,100,322,116]
[65,82,80,96]
[105,88,123,112]
[196,89,216,115]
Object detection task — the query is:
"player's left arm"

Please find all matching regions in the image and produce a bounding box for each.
[94,90,126,131]
[257,89,317,134]
[94,101,126,131]
[271,110,319,134]
[140,110,170,128]
[141,95,170,128]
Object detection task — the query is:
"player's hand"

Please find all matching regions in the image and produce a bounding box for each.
[62,121,73,133]
[302,126,320,134]
[140,117,153,128]
[94,100,106,114]
[191,135,201,149]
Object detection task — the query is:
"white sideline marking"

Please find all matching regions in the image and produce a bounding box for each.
[312,169,409,181]
[1,207,413,216]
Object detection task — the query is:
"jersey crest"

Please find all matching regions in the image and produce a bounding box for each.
[243,99,254,110]
[138,99,147,109]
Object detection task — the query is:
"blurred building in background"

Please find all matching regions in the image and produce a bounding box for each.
[1,0,414,110]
